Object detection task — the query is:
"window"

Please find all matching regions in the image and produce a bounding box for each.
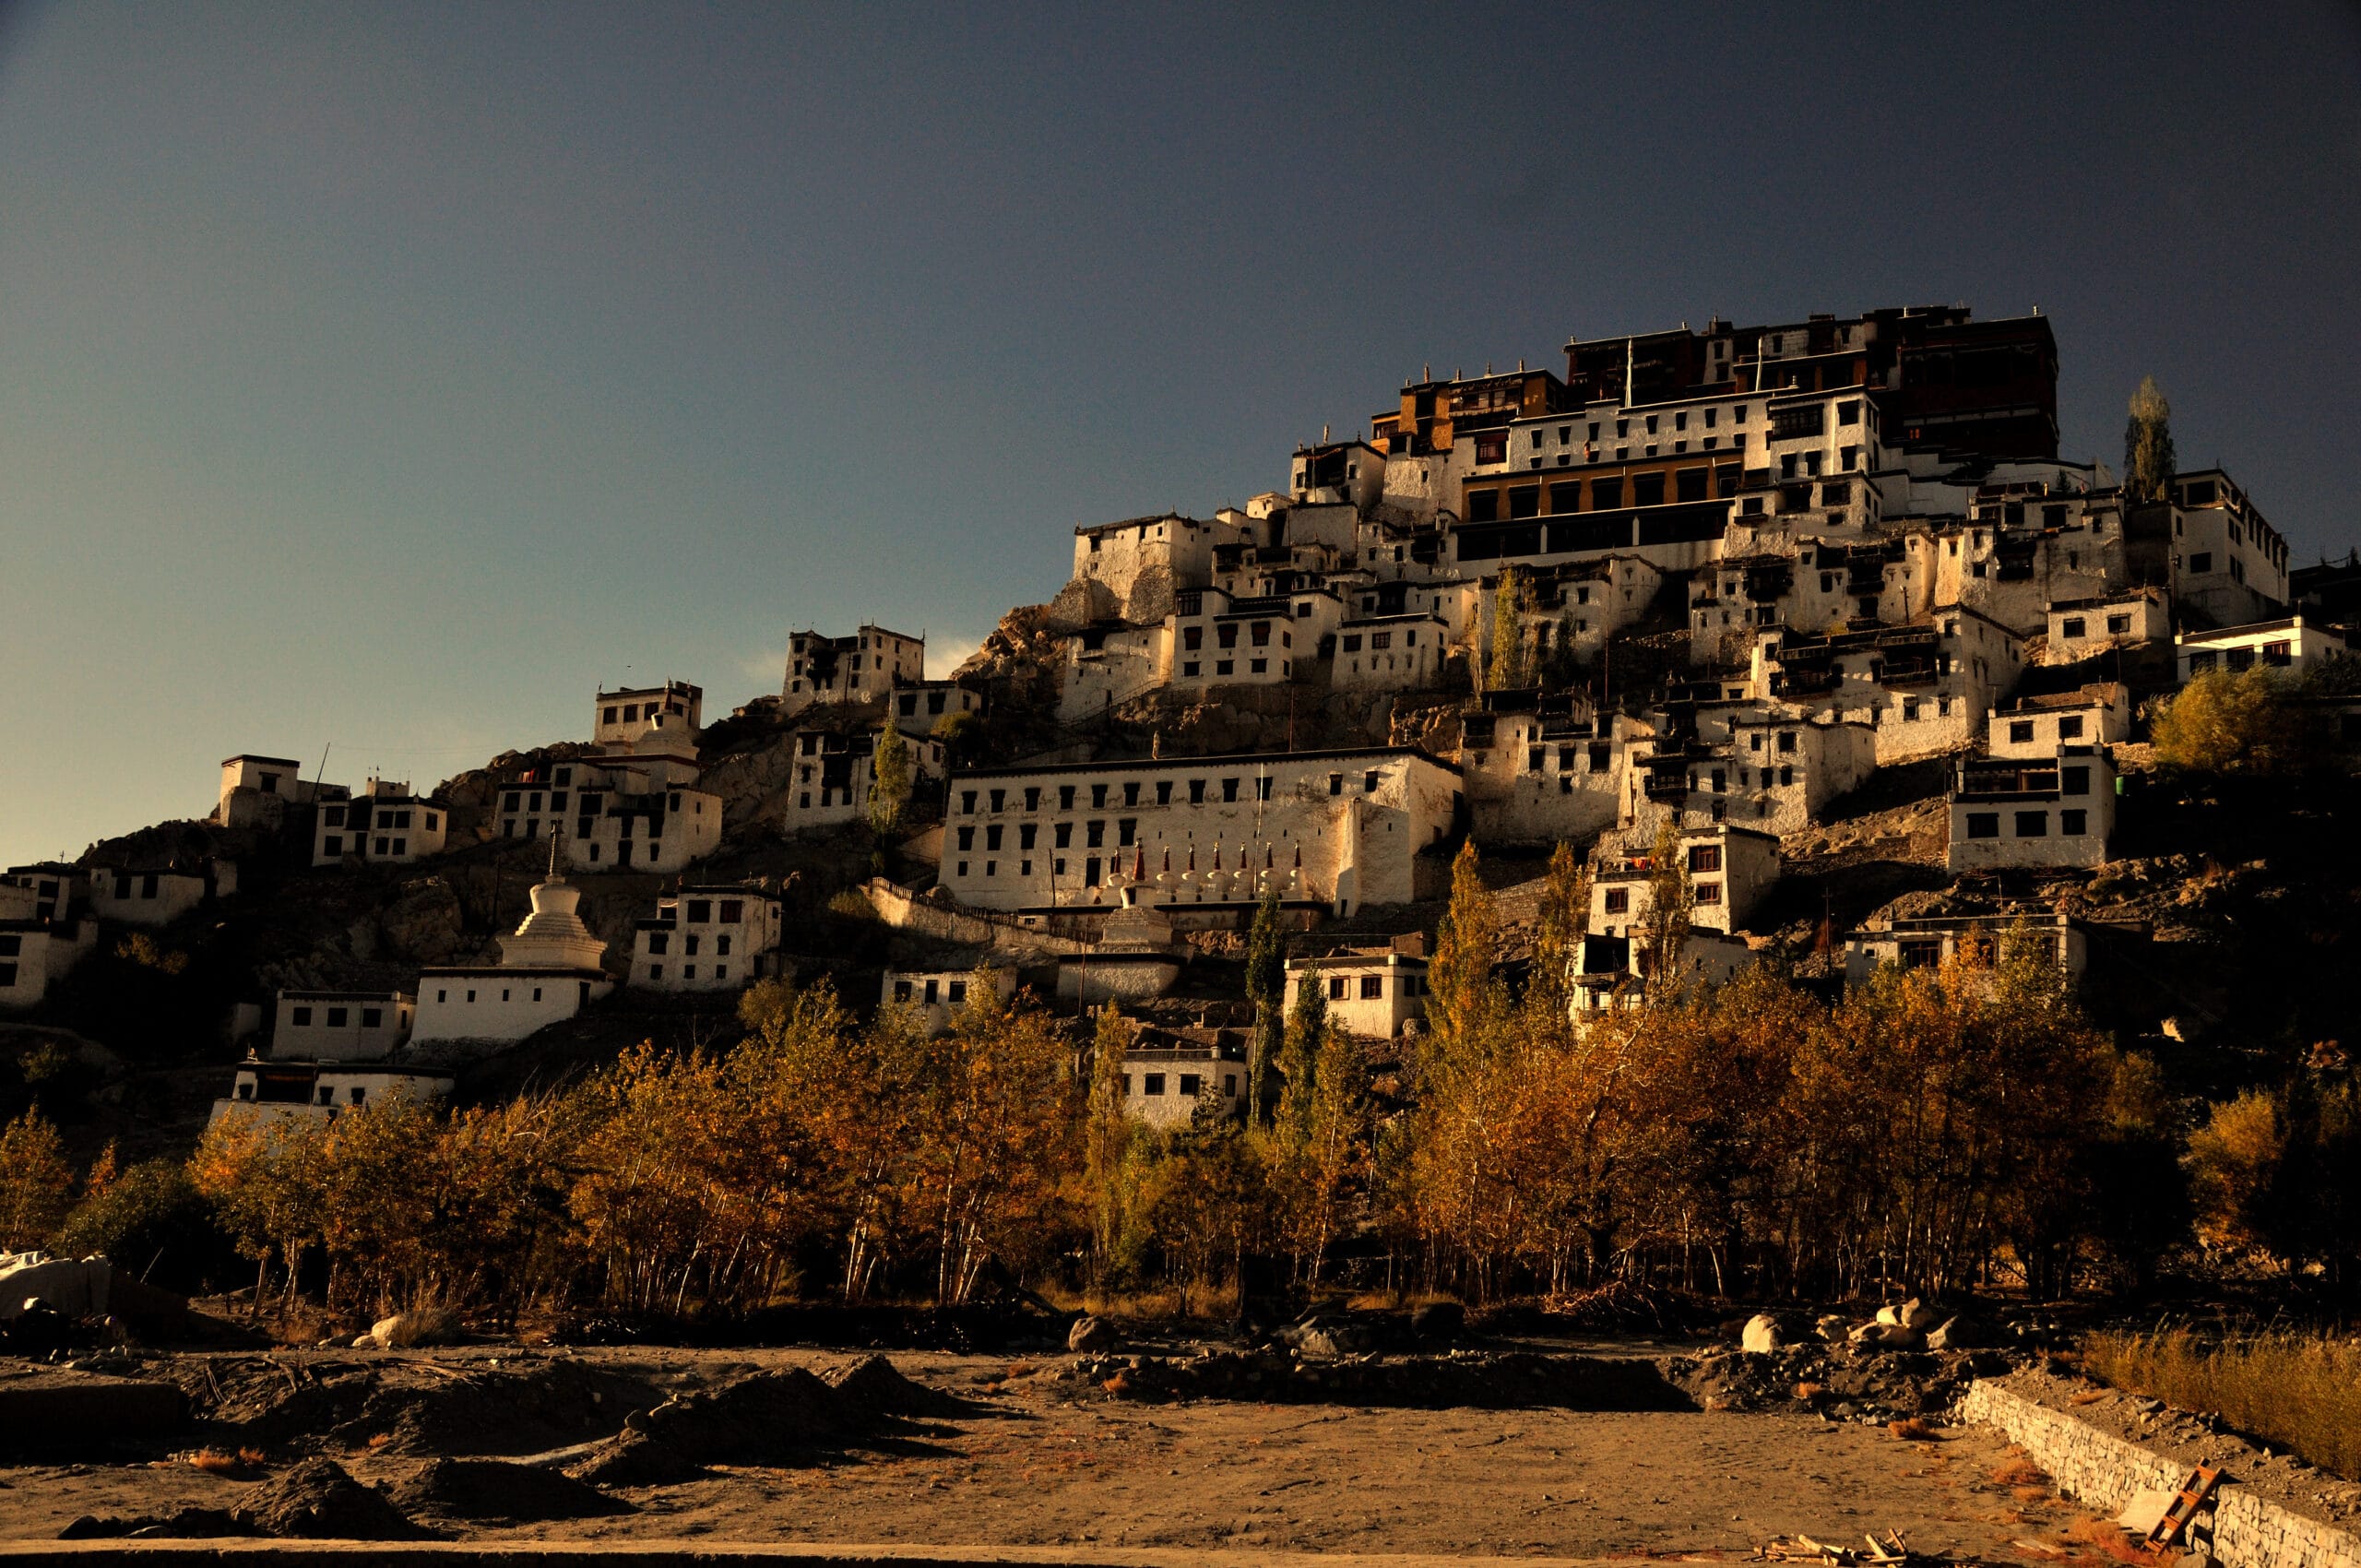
[1676,467,1708,502]
[2060,617,2086,639]
[1180,1074,1203,1097]
[1631,472,1666,506]
[2058,716,2084,740]
[2189,552,2213,575]
[1060,784,1076,810]
[1967,813,1999,839]
[1694,881,1722,906]
[2188,650,2218,673]
[2263,640,2293,667]
[292,1006,314,1027]
[2009,720,2035,743]
[1143,1074,1166,1096]
[1222,777,1240,802]
[1467,489,1500,523]
[1328,773,1344,795]
[1838,399,1861,425]
[1604,888,1630,914]
[1328,976,1347,1000]
[2061,809,2089,836]
[1591,476,1623,508]
[361,1008,382,1028]
[2061,766,2090,796]
[2015,811,2048,837]
[2106,613,2131,635]
[1687,844,1722,873]
[1364,770,1381,792]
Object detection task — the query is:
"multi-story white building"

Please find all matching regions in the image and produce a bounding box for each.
[268,991,414,1061]
[630,885,786,992]
[943,747,1463,920]
[1571,928,1758,1016]
[1329,612,1451,692]
[889,681,983,732]
[2159,469,2291,627]
[781,624,926,715]
[1588,825,1780,937]
[2,865,85,924]
[411,868,614,1047]
[1626,706,1878,835]
[2176,616,2346,685]
[1749,606,2023,763]
[496,722,722,875]
[1946,746,2115,873]
[777,722,947,830]
[1069,512,1253,623]
[594,681,702,746]
[314,778,449,868]
[1282,946,1429,1039]
[1457,697,1638,844]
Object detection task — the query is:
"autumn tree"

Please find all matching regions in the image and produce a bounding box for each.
[2124,375,2177,505]
[1487,566,1526,690]
[1524,840,1588,1030]
[0,1108,74,1251]
[2152,668,2318,776]
[189,1111,330,1314]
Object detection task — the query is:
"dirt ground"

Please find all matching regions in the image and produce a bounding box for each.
[0,1346,2135,1559]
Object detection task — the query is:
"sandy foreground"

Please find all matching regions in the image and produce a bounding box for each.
[0,1348,2109,1560]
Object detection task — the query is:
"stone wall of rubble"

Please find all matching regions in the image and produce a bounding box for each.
[1959,1381,2361,1568]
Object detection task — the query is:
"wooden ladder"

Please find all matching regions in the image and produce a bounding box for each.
[2145,1465,2223,1553]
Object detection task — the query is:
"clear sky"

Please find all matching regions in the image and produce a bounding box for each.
[4,2,2358,867]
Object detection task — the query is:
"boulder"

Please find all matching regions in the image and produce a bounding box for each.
[1926,1315,1981,1350]
[1816,1313,1850,1342]
[1898,1297,1943,1331]
[1066,1315,1119,1353]
[371,1307,462,1349]
[1741,1313,1785,1353]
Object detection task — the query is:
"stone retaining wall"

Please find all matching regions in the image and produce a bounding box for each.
[1959,1381,2361,1568]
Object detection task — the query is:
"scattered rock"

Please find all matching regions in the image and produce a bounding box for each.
[1927,1315,1981,1350]
[823,1354,962,1420]
[1742,1314,1786,1353]
[371,1308,462,1350]
[567,1367,849,1487]
[1066,1315,1120,1353]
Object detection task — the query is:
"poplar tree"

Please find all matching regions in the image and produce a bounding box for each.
[1243,888,1287,1123]
[2124,375,2177,505]
[1488,566,1526,690]
[868,722,912,837]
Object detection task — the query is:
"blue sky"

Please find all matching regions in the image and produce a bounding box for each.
[4,2,2358,866]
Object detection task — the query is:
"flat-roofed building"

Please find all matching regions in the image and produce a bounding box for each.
[594,681,702,746]
[1283,946,1429,1039]
[1946,746,2116,873]
[269,990,413,1061]
[943,748,1463,921]
[882,965,1018,1037]
[1117,1024,1250,1128]
[782,624,925,715]
[1988,683,2130,759]
[2176,616,2346,685]
[631,885,786,992]
[314,778,449,868]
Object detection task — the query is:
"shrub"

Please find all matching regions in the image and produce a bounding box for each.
[2084,1327,2361,1479]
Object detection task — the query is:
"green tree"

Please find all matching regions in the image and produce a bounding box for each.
[1275,967,1330,1142]
[868,721,913,838]
[1243,887,1287,1123]
[2124,375,2177,505]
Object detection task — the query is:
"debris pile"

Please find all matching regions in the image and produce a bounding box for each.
[234,1456,438,1540]
[387,1457,631,1524]
[1665,1334,2014,1423]
[567,1356,952,1487]
[1059,1348,1693,1409]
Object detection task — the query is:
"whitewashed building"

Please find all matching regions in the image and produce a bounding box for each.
[2176,616,2347,685]
[314,778,449,868]
[268,991,414,1061]
[410,868,614,1047]
[1283,947,1429,1039]
[630,885,785,992]
[1946,746,2116,873]
[2163,469,2291,627]
[882,965,1018,1037]
[209,1059,456,1131]
[1844,910,2088,983]
[2,865,85,925]
[1588,825,1780,937]
[781,624,926,715]
[595,681,703,746]
[2041,590,2168,665]
[1119,1025,1249,1128]
[0,918,98,1010]
[216,754,325,832]
[89,861,236,927]
[1987,683,2130,759]
[497,723,723,875]
[943,747,1463,920]
[778,723,946,831]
